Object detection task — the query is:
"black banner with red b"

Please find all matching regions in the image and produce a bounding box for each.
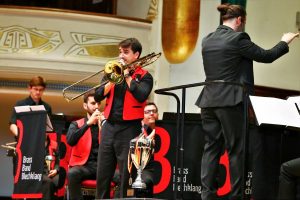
[12,108,46,199]
[152,120,251,200]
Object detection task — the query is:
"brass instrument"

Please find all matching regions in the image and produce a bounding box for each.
[62,52,161,102]
[45,155,54,172]
[1,141,17,157]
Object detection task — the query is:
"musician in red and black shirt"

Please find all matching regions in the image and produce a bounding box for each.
[95,38,153,199]
[66,91,101,200]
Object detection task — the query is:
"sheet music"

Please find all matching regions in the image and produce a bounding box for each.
[287,96,300,115]
[14,105,53,132]
[286,95,300,104]
[250,96,300,128]
[14,106,31,113]
[30,105,46,111]
[15,105,46,113]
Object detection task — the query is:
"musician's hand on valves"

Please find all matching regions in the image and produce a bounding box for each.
[104,81,114,95]
[99,112,106,127]
[87,109,101,126]
[281,32,299,44]
[124,68,131,79]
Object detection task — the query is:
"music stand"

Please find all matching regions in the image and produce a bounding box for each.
[12,105,51,199]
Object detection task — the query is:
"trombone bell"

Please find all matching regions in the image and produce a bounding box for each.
[104,60,124,84]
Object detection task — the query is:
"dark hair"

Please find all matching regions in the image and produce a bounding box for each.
[145,102,158,111]
[119,38,142,58]
[29,76,47,88]
[83,90,96,103]
[217,3,246,22]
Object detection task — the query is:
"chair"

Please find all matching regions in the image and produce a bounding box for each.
[65,179,117,199]
[81,179,117,199]
[64,150,119,199]
[53,133,71,199]
[80,180,96,199]
[47,132,66,199]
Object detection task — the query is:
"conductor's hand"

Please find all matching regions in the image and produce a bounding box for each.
[281,32,299,44]
[87,109,101,126]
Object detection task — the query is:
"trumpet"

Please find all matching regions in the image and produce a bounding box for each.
[62,52,161,102]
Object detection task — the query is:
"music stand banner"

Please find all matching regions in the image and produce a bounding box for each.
[12,107,46,199]
[153,120,234,200]
[153,121,204,199]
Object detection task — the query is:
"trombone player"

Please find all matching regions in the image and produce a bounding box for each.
[95,37,154,199]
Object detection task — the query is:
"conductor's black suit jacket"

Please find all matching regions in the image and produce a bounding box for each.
[196,25,289,108]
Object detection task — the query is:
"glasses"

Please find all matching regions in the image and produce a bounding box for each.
[144,109,157,114]
[31,87,45,92]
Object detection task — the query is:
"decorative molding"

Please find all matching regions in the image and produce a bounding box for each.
[0,25,63,54]
[0,7,152,28]
[146,0,159,21]
[0,78,91,93]
[0,66,102,83]
[0,6,153,83]
[65,33,123,60]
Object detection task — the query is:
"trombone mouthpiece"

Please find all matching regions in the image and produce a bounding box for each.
[119,59,125,66]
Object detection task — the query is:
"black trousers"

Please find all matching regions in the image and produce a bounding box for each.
[250,126,282,200]
[200,104,244,200]
[278,157,300,200]
[41,174,59,200]
[68,165,97,200]
[96,120,141,199]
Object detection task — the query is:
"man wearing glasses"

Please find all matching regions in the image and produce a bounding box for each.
[9,76,52,137]
[129,102,158,198]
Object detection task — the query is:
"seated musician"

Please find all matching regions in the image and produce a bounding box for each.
[129,102,159,198]
[66,90,101,200]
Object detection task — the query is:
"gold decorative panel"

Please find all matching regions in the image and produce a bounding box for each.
[0,25,63,54]
[162,0,200,64]
[146,0,159,21]
[65,33,124,60]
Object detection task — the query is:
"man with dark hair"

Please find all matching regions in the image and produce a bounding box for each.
[9,76,52,137]
[130,102,158,198]
[95,37,153,198]
[66,91,101,200]
[195,3,299,200]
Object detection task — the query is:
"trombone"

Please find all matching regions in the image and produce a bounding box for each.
[62,52,161,102]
